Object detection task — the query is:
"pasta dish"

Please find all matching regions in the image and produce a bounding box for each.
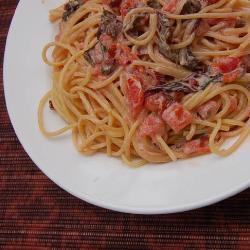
[39,0,250,166]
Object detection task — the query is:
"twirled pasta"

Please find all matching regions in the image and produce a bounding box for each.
[39,0,250,166]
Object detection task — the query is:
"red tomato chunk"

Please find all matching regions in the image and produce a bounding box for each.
[183,137,210,155]
[115,44,138,65]
[163,0,179,13]
[120,0,139,17]
[213,57,240,73]
[139,113,165,138]
[126,76,144,118]
[223,68,244,83]
[212,57,243,83]
[144,93,169,113]
[162,103,193,133]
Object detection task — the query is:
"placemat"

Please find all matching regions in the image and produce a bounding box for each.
[0,1,249,249]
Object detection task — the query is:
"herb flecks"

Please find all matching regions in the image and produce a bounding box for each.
[157,13,179,62]
[84,43,98,66]
[147,0,162,9]
[146,72,223,94]
[63,0,82,21]
[156,13,205,70]
[101,64,116,75]
[179,48,204,71]
[124,13,149,37]
[181,0,201,14]
[97,10,122,38]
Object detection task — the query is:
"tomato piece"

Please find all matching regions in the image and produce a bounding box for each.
[212,57,244,83]
[115,44,138,65]
[138,113,165,138]
[126,76,144,118]
[223,67,244,83]
[120,0,138,17]
[213,57,240,73]
[163,0,180,13]
[145,93,170,113]
[162,103,193,133]
[197,100,219,119]
[183,136,210,155]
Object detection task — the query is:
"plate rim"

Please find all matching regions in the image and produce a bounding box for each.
[3,0,250,214]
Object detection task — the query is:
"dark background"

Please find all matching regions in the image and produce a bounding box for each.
[0,1,249,249]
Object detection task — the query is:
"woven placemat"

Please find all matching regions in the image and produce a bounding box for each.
[0,1,249,249]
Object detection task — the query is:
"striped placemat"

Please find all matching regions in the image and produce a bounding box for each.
[0,1,249,249]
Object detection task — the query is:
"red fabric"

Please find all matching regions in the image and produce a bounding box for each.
[0,1,249,249]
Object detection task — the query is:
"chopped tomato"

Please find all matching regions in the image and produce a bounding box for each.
[145,93,170,113]
[163,0,180,13]
[120,0,139,17]
[126,76,144,118]
[183,136,210,155]
[228,95,238,113]
[115,44,138,65]
[212,57,244,83]
[197,100,219,119]
[138,113,165,138]
[213,57,240,73]
[162,102,193,133]
[223,68,244,83]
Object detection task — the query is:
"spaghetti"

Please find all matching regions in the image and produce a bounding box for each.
[39,0,250,166]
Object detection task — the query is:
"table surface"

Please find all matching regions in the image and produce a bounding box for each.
[0,1,249,249]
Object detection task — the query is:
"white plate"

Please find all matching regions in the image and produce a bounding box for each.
[3,0,250,214]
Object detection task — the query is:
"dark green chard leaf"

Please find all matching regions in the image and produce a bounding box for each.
[157,13,171,42]
[156,10,205,70]
[124,13,149,37]
[198,72,223,90]
[101,64,116,75]
[83,41,107,66]
[63,0,82,21]
[157,13,180,62]
[84,47,95,66]
[179,47,205,71]
[84,41,117,75]
[181,0,201,14]
[147,0,162,9]
[97,10,123,38]
[146,72,223,94]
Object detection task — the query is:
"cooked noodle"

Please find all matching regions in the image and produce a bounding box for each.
[39,0,250,166]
